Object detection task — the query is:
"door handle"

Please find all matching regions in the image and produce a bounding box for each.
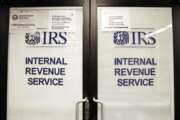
[93,97,104,120]
[75,97,89,120]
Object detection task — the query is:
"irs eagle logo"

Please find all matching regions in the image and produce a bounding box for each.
[25,32,40,45]
[113,31,129,45]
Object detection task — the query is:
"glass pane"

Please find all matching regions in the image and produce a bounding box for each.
[8,7,83,120]
[98,7,174,120]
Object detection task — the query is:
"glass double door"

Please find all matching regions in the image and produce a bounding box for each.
[7,5,174,120]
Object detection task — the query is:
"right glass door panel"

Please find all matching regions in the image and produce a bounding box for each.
[98,7,174,120]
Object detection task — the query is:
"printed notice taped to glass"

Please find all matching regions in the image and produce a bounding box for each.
[101,8,130,31]
[98,7,174,120]
[8,7,83,120]
[48,10,76,32]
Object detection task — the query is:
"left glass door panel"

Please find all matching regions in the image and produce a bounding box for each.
[7,7,83,120]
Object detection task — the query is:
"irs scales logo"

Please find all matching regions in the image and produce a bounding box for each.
[113,31,156,46]
[25,32,67,46]
[113,31,129,45]
[25,32,40,45]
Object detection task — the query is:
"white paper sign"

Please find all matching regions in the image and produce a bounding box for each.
[98,7,174,120]
[48,10,76,32]
[8,7,83,120]
[101,8,130,31]
[10,10,37,30]
[10,8,78,32]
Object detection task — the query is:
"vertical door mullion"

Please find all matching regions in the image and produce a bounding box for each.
[89,0,98,120]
